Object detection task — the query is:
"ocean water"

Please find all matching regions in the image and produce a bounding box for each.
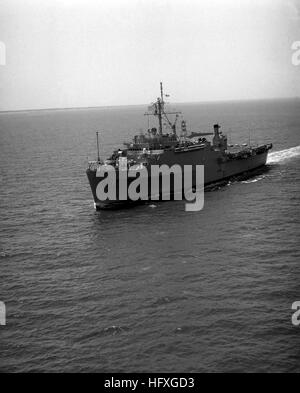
[0,98,299,373]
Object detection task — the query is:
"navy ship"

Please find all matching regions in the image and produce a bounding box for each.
[86,83,272,209]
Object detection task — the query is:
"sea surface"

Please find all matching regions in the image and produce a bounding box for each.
[0,98,299,373]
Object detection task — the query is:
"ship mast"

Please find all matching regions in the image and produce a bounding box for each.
[160,81,164,103]
[158,88,163,135]
[144,82,181,136]
[96,131,100,162]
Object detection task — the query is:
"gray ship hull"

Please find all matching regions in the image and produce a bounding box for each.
[86,146,271,210]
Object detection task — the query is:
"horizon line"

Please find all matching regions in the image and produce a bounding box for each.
[0,96,299,114]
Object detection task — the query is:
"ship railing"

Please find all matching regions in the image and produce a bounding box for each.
[88,160,102,171]
[174,142,206,152]
[88,159,146,172]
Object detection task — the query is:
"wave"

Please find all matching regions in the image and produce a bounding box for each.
[267,145,300,164]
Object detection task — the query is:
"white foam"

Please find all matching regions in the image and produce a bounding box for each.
[267,145,300,164]
[242,176,265,184]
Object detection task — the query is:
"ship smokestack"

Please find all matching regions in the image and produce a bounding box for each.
[214,124,220,135]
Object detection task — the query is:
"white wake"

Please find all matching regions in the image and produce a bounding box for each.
[267,145,300,164]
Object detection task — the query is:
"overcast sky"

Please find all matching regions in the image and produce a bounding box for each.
[0,0,299,111]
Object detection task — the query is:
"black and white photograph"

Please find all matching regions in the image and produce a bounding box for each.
[0,0,300,376]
